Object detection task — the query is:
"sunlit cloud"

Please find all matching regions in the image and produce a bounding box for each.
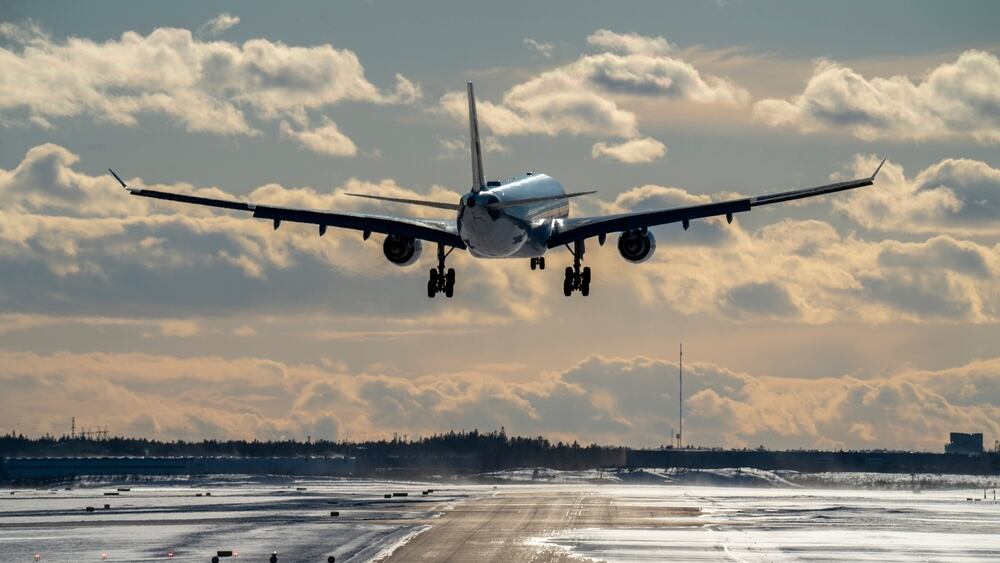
[0,22,421,154]
[754,50,1000,143]
[439,29,747,163]
[1,350,996,450]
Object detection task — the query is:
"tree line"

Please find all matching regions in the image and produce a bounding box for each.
[0,428,625,471]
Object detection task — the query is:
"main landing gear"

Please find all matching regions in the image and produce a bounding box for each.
[427,243,455,298]
[530,257,546,270]
[563,239,591,297]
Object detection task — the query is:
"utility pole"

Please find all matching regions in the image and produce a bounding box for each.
[71,417,75,439]
[678,343,683,449]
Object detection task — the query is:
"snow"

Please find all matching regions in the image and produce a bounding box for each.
[530,486,1000,562]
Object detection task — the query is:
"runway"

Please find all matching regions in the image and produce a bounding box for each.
[380,488,697,562]
[3,477,999,561]
[380,484,1000,562]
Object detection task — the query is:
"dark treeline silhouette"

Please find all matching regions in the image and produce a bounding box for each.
[0,428,625,471]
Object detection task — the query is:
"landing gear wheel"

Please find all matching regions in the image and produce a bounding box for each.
[444,268,455,298]
[539,257,546,270]
[427,269,438,298]
[427,245,458,298]
[562,240,592,296]
[530,259,537,271]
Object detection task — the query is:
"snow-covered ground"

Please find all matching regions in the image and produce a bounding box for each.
[530,485,1000,562]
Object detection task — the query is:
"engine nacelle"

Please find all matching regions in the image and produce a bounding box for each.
[382,235,422,266]
[617,229,656,263]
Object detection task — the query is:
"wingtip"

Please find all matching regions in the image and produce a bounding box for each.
[871,158,886,180]
[107,168,127,188]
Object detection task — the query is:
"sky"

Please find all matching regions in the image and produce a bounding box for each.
[1,0,999,451]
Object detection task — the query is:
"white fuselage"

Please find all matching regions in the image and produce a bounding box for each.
[457,173,567,258]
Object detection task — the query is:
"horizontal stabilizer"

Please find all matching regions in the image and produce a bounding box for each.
[345,193,461,211]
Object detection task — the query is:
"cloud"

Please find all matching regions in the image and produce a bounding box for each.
[196,13,240,37]
[523,38,553,58]
[591,137,666,163]
[754,50,1000,143]
[439,29,747,163]
[1,349,996,450]
[835,155,1000,235]
[624,213,1000,324]
[0,22,420,153]
[587,29,672,56]
[279,118,358,156]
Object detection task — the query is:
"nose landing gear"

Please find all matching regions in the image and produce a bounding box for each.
[562,240,591,297]
[427,244,455,298]
[530,257,546,270]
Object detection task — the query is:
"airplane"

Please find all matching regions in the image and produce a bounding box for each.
[109,82,884,298]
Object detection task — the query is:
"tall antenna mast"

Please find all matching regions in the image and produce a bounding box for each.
[678,343,683,449]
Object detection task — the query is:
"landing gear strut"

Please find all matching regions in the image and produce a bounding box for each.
[427,243,455,298]
[530,257,546,270]
[563,239,591,297]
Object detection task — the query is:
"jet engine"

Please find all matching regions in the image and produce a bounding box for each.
[382,235,422,266]
[617,229,656,263]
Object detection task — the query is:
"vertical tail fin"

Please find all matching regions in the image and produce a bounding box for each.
[467,82,486,192]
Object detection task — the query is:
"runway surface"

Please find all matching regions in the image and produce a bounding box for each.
[379,485,1000,562]
[3,477,999,561]
[380,487,697,562]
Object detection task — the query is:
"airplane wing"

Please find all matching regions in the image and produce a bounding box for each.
[547,160,884,248]
[109,170,465,249]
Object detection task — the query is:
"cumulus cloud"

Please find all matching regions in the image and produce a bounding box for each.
[835,155,1000,235]
[0,22,420,153]
[440,29,747,163]
[754,50,1000,143]
[279,118,358,156]
[591,136,666,163]
[1,350,996,450]
[196,13,240,37]
[620,212,1000,324]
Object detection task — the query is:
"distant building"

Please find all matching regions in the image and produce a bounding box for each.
[945,432,984,455]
